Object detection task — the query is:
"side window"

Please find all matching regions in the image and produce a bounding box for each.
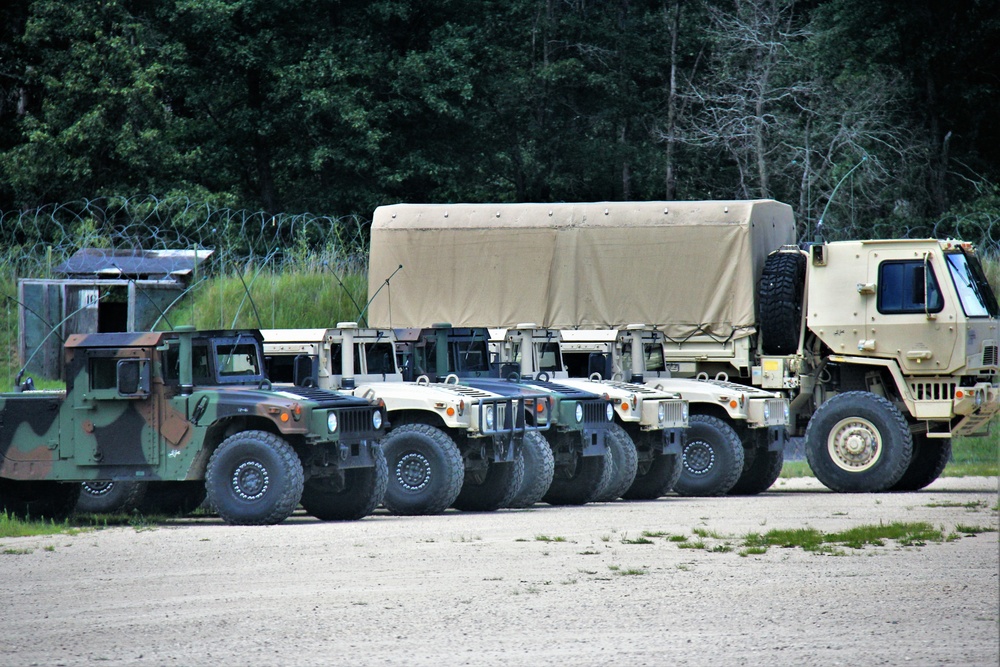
[89,357,118,390]
[644,344,665,371]
[878,260,944,314]
[192,344,212,382]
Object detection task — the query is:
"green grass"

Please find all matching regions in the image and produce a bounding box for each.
[743,521,947,554]
[0,511,169,539]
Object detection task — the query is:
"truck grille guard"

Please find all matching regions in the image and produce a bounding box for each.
[476,395,549,436]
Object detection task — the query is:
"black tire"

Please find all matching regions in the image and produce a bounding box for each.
[138,481,207,517]
[381,424,464,515]
[805,391,912,493]
[506,431,555,508]
[205,430,304,525]
[673,415,745,496]
[889,434,951,491]
[759,251,806,355]
[452,455,525,512]
[594,423,639,502]
[300,446,389,520]
[728,430,785,495]
[543,450,610,506]
[622,452,682,500]
[0,480,80,520]
[75,481,148,514]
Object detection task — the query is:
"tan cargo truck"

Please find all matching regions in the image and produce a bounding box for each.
[368,200,999,493]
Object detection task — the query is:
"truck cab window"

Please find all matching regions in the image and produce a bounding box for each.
[877,260,943,314]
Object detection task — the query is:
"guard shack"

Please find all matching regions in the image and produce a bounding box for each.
[17,248,212,380]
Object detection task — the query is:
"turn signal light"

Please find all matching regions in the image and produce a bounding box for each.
[956,390,964,399]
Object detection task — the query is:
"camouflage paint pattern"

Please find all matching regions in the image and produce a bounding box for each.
[0,329,385,484]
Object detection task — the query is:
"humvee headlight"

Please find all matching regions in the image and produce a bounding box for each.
[485,405,495,430]
[575,403,584,423]
[327,412,339,433]
[783,403,790,422]
[682,403,689,421]
[763,403,771,421]
[605,403,614,421]
[372,410,383,430]
[658,403,666,423]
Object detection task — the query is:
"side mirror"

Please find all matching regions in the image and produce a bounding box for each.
[117,359,150,397]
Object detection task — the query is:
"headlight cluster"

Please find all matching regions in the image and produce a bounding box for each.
[682,403,689,421]
[763,403,771,421]
[657,403,666,423]
[372,410,383,430]
[605,403,614,421]
[575,403,584,423]
[485,405,495,430]
[327,412,339,433]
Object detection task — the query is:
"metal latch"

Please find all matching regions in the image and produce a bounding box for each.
[857,283,876,295]
[905,350,933,361]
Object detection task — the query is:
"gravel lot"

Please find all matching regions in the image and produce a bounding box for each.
[1,476,997,667]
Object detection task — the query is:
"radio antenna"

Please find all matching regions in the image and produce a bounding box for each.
[357,264,403,326]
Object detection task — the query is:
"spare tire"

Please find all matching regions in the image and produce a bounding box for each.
[759,251,806,355]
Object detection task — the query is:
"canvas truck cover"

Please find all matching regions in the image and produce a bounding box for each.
[367,200,796,340]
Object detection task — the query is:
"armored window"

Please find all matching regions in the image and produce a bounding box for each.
[644,344,666,371]
[266,354,296,383]
[191,344,212,382]
[455,340,489,372]
[216,343,260,376]
[537,342,563,372]
[877,260,944,314]
[329,343,363,375]
[89,357,118,390]
[364,342,396,374]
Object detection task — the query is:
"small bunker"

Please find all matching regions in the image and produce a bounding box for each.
[17,248,212,380]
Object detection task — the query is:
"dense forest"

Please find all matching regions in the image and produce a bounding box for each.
[0,0,998,246]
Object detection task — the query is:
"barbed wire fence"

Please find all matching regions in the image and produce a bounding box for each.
[0,195,371,280]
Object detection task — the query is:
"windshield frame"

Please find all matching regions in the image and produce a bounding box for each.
[944,249,999,318]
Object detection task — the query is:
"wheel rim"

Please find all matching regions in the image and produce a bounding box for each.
[82,481,114,497]
[395,451,432,491]
[682,440,715,476]
[827,417,882,472]
[231,460,269,500]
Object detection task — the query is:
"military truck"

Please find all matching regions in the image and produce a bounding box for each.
[395,326,617,505]
[491,325,691,500]
[262,325,550,513]
[0,327,387,525]
[558,325,789,496]
[367,200,998,493]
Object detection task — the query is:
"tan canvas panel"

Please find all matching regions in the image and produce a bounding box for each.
[367,200,796,338]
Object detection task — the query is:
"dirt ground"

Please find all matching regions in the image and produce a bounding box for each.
[1,476,997,667]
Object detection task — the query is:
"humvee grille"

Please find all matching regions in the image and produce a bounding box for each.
[337,407,380,439]
[660,400,687,425]
[764,398,786,425]
[581,399,607,425]
[984,345,998,367]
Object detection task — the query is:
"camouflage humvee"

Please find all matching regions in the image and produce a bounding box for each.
[0,326,387,525]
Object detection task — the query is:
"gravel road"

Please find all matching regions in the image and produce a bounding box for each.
[1,476,997,667]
